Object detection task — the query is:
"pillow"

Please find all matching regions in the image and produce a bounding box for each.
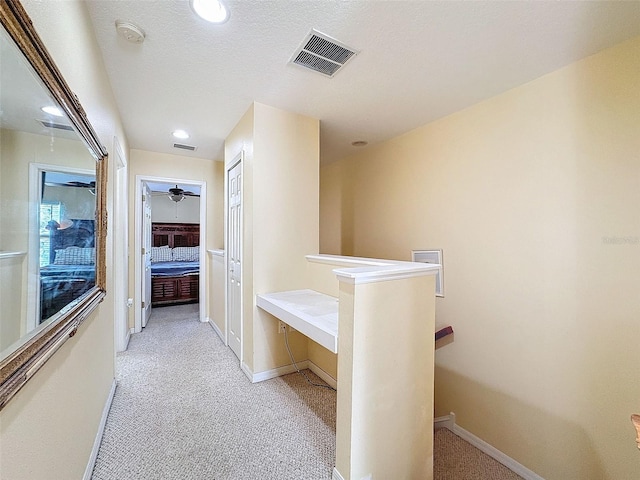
[54,246,95,265]
[172,246,199,262]
[151,245,172,263]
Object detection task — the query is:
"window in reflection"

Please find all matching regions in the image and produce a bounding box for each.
[39,201,62,267]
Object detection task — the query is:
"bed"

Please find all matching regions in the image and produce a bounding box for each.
[40,219,96,321]
[151,223,200,306]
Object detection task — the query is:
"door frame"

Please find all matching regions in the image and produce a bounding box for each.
[134,174,207,333]
[141,182,152,328]
[113,137,130,351]
[225,151,243,361]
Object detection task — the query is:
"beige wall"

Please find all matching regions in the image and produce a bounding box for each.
[321,35,640,480]
[0,0,129,478]
[224,102,319,375]
[0,129,96,251]
[0,255,24,352]
[0,130,96,351]
[127,149,224,329]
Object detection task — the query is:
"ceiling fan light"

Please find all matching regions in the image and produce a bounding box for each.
[190,0,229,24]
[168,185,186,202]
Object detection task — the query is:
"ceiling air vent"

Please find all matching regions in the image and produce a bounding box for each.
[38,119,75,131]
[173,143,197,152]
[290,29,358,78]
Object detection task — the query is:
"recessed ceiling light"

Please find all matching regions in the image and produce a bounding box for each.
[41,105,63,117]
[172,129,190,140]
[190,0,229,24]
[351,140,368,147]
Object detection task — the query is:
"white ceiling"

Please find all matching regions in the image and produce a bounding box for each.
[85,1,640,165]
[0,26,79,142]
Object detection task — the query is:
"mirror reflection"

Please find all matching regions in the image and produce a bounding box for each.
[0,22,98,356]
[38,170,96,321]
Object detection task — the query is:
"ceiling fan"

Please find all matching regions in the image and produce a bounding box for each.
[151,185,200,203]
[45,179,96,195]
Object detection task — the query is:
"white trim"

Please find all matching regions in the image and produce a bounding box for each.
[207,317,225,343]
[332,467,345,480]
[250,361,310,383]
[113,137,129,352]
[306,254,389,268]
[198,183,207,323]
[134,174,208,333]
[242,360,309,383]
[123,328,132,351]
[306,254,439,285]
[83,380,116,480]
[450,423,545,480]
[434,412,456,430]
[307,360,337,389]
[0,251,26,259]
[133,178,143,333]
[240,359,337,388]
[208,249,225,257]
[334,263,438,285]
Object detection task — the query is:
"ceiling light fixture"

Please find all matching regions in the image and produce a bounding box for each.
[190,0,229,24]
[168,185,186,203]
[172,129,190,139]
[41,105,63,117]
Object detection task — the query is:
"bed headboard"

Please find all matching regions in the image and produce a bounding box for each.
[48,219,95,264]
[152,223,200,248]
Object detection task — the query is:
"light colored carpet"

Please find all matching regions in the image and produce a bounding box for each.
[434,428,525,480]
[91,304,336,480]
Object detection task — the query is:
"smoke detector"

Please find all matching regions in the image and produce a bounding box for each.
[116,21,145,44]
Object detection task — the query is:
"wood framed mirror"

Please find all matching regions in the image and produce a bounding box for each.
[0,0,107,409]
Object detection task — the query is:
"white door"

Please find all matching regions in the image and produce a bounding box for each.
[227,160,242,360]
[142,183,152,327]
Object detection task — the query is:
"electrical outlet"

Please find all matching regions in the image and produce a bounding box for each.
[278,321,286,334]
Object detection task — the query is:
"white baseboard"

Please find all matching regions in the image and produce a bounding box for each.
[83,379,116,480]
[332,467,345,480]
[206,317,225,343]
[307,361,337,389]
[245,359,338,388]
[250,361,309,383]
[446,420,545,480]
[124,328,132,350]
[241,362,254,382]
[434,412,456,430]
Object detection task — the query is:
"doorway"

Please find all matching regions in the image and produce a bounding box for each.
[134,175,207,333]
[226,153,243,361]
[113,138,130,351]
